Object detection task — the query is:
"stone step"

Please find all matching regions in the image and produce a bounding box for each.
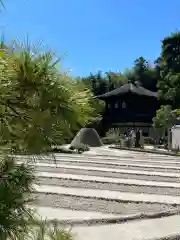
[34,206,120,221]
[32,205,180,231]
[17,159,180,173]
[30,158,180,172]
[34,185,180,205]
[72,214,180,240]
[25,162,180,182]
[82,149,179,159]
[16,152,180,162]
[80,148,137,158]
[23,155,180,167]
[33,185,180,215]
[36,172,180,196]
[56,151,180,159]
[55,157,180,166]
[28,147,180,240]
[14,154,133,161]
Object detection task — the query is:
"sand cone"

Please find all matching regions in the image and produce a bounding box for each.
[70,128,103,148]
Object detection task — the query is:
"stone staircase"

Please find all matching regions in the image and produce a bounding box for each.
[16,146,180,240]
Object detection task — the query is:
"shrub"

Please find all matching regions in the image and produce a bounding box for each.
[0,40,95,238]
[102,129,125,145]
[144,137,156,145]
[70,144,90,153]
[106,128,121,138]
[0,156,35,239]
[49,146,75,154]
[101,136,118,144]
[21,219,74,240]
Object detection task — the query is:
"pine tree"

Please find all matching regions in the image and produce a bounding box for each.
[157,32,180,108]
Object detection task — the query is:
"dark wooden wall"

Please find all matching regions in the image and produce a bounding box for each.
[102,93,160,125]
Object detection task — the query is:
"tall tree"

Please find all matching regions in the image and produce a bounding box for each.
[153,105,179,137]
[81,71,108,95]
[122,58,158,91]
[157,32,180,108]
[0,40,98,238]
[132,57,158,91]
[105,72,127,90]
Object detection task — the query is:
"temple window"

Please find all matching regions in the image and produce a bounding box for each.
[122,101,126,108]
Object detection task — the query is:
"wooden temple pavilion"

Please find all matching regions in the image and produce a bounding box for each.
[96,83,160,137]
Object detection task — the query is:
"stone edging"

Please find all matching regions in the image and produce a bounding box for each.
[36,190,180,206]
[152,235,180,240]
[44,209,180,226]
[109,146,180,157]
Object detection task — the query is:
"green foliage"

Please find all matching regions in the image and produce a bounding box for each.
[0,156,35,239]
[29,220,74,240]
[144,137,156,145]
[133,57,158,91]
[49,146,76,154]
[80,57,158,100]
[3,23,180,240]
[101,137,117,144]
[80,71,108,95]
[15,219,74,240]
[106,128,121,138]
[153,105,179,136]
[0,44,62,153]
[69,143,90,153]
[102,129,122,144]
[80,70,127,95]
[106,71,127,90]
[50,145,89,154]
[121,57,158,91]
[0,41,99,151]
[0,39,98,239]
[157,32,180,107]
[72,78,104,128]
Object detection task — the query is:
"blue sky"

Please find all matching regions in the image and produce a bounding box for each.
[1,0,180,77]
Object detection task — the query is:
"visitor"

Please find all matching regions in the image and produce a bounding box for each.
[129,128,136,147]
[135,129,140,148]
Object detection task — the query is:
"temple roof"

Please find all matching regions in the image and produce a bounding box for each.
[96,83,158,99]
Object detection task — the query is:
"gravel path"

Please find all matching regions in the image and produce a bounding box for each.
[38,177,180,196]
[34,165,180,182]
[18,147,180,225]
[23,147,180,239]
[15,154,180,165]
[37,157,180,167]
[36,160,180,173]
[34,193,180,215]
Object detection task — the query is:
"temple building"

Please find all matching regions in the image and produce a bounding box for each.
[96,83,160,137]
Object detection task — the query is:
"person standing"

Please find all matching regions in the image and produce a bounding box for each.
[129,128,136,147]
[139,129,144,148]
[135,129,140,148]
